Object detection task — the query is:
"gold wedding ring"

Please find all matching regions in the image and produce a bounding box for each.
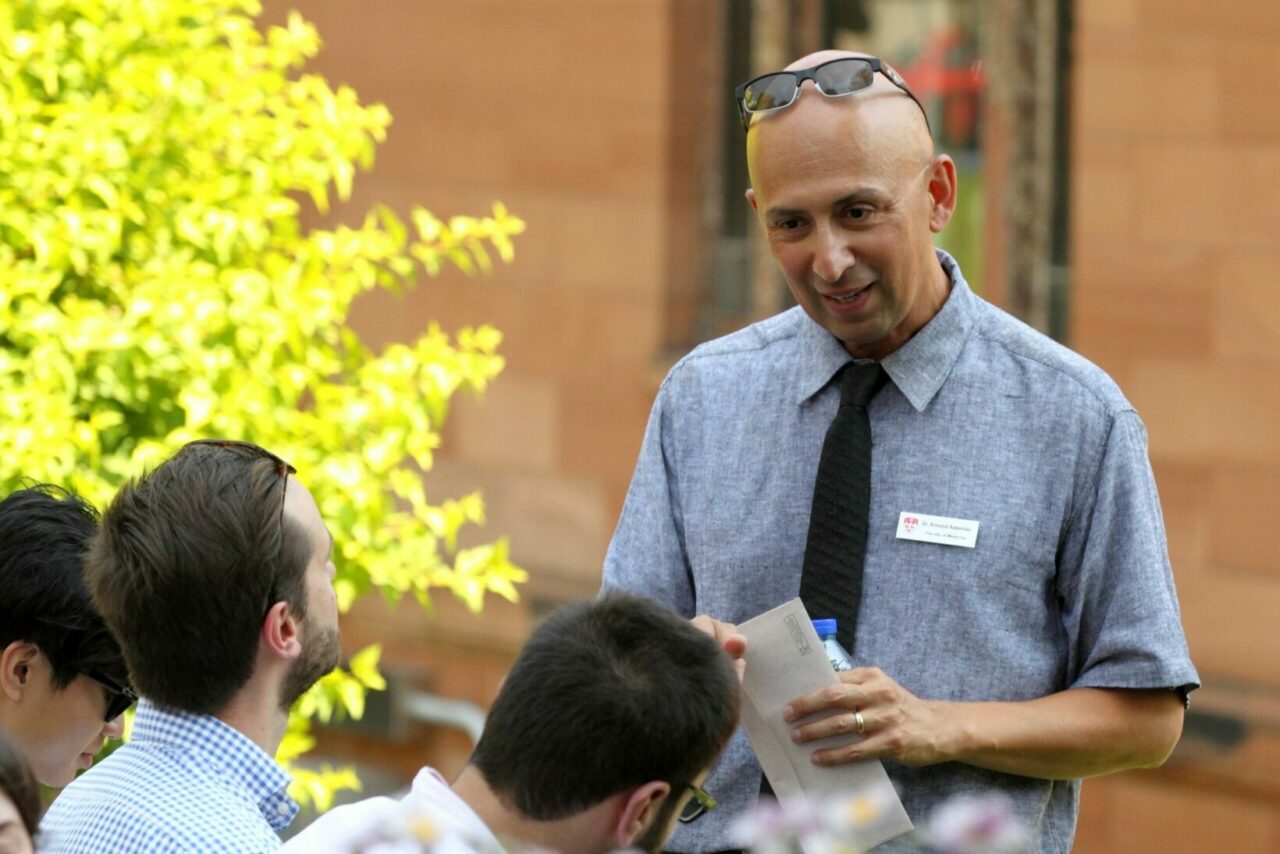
[854,710,866,734]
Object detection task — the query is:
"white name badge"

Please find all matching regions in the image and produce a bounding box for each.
[895,511,980,549]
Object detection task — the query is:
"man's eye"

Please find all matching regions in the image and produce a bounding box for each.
[774,218,802,230]
[844,207,873,221]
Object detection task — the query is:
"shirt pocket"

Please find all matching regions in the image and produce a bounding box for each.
[868,494,1067,701]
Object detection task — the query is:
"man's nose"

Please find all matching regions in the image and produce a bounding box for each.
[812,226,855,284]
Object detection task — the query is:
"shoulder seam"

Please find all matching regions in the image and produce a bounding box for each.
[665,315,802,382]
[970,313,1133,416]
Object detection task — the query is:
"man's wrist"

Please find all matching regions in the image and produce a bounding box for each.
[930,699,989,764]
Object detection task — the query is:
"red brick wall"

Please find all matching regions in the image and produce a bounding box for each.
[1071,0,1280,849]
[259,0,713,600]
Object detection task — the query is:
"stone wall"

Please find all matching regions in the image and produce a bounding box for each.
[1070,0,1280,848]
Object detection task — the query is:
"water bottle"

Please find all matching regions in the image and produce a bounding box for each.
[812,618,855,672]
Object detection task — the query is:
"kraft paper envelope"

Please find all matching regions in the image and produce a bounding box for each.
[738,598,913,851]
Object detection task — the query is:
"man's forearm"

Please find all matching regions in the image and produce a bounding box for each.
[790,671,1187,779]
[930,686,1186,779]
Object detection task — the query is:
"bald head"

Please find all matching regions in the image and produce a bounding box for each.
[740,49,958,360]
[747,50,933,191]
[783,49,930,136]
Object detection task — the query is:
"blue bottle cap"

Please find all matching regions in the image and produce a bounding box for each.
[811,618,838,637]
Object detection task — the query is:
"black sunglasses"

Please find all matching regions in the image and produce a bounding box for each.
[677,782,717,823]
[81,667,137,722]
[734,56,929,132]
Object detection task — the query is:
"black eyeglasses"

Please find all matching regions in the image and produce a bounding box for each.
[81,668,137,722]
[677,782,717,823]
[734,56,929,132]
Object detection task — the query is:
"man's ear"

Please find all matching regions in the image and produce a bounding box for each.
[0,640,40,702]
[926,154,959,233]
[261,601,302,663]
[614,780,670,848]
[746,187,758,213]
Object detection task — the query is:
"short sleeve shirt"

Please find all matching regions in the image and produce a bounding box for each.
[602,251,1199,853]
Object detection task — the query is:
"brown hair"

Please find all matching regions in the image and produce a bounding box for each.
[88,442,311,714]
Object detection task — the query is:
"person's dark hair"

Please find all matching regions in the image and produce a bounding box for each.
[0,484,128,688]
[0,728,40,840]
[88,442,311,714]
[471,593,740,821]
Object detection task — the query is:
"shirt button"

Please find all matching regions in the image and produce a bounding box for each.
[276,803,290,814]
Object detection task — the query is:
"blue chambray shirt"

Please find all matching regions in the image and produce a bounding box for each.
[41,699,298,853]
[603,251,1199,853]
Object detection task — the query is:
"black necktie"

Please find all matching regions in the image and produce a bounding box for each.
[759,362,888,802]
[798,361,888,656]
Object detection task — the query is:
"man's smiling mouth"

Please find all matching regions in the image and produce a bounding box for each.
[826,283,873,303]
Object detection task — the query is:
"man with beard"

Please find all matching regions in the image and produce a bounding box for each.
[41,440,341,852]
[283,593,741,854]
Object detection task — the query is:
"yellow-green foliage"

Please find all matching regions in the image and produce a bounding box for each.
[0,0,527,809]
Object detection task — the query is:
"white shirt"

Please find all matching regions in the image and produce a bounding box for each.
[283,768,504,854]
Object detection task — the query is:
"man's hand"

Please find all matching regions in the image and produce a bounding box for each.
[691,615,747,680]
[785,666,948,766]
[784,668,1187,778]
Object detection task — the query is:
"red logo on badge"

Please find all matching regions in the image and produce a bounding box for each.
[904,516,919,533]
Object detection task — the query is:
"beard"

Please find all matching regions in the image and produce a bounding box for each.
[280,612,341,711]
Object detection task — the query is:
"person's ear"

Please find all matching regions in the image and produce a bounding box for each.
[746,187,758,213]
[925,154,959,233]
[0,640,40,702]
[614,780,670,848]
[261,600,302,662]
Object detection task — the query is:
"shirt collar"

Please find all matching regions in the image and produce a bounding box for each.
[131,698,300,831]
[794,249,977,412]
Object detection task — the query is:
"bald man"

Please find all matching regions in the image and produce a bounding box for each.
[603,51,1198,853]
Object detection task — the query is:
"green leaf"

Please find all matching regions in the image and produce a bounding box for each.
[0,0,527,814]
[348,644,388,691]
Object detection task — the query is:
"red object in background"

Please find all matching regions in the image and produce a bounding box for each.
[896,26,986,148]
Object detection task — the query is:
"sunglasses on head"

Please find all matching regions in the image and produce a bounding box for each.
[734,56,929,132]
[80,667,137,722]
[184,439,299,612]
[185,438,296,543]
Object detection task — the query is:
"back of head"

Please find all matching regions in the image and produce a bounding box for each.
[0,485,126,688]
[0,728,40,844]
[470,593,740,821]
[88,443,311,714]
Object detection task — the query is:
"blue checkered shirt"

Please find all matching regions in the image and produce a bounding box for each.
[40,699,299,852]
